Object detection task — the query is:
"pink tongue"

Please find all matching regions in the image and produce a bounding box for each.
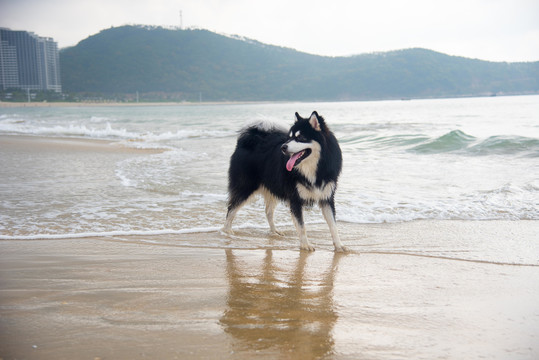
[286,151,303,172]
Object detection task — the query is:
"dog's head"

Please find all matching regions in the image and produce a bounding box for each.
[281,111,327,172]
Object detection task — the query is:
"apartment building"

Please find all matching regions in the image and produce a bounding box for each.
[0,28,61,92]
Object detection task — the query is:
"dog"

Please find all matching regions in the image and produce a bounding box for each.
[222,111,347,252]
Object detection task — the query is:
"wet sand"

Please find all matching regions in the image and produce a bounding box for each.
[1,221,539,359]
[0,135,165,155]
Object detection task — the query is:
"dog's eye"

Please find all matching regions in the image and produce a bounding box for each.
[296,135,308,142]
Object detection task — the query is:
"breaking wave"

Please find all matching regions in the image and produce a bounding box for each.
[0,116,234,142]
[410,130,476,154]
[468,135,539,156]
[402,130,539,156]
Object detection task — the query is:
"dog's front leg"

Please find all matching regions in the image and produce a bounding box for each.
[290,201,314,251]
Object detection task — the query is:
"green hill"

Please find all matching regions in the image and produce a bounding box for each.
[60,25,539,101]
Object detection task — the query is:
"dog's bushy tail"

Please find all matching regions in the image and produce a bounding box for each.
[237,120,287,150]
[240,120,287,134]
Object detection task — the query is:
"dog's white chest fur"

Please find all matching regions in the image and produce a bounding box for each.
[296,181,336,201]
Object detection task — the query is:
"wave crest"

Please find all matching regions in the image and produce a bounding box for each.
[469,136,539,156]
[408,131,539,156]
[410,130,476,154]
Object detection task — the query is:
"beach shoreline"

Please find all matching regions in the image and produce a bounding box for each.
[1,220,538,359]
[0,100,279,108]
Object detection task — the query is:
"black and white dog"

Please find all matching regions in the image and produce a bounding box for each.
[222,111,347,252]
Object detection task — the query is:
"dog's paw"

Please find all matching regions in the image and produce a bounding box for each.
[220,227,234,236]
[270,230,285,237]
[300,242,316,252]
[334,245,349,253]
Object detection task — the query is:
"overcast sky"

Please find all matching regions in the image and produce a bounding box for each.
[1,0,538,62]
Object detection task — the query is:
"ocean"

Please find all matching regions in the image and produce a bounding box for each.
[1,95,538,240]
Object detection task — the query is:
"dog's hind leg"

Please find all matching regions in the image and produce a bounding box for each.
[320,199,348,252]
[222,194,248,235]
[262,189,283,235]
[223,195,251,235]
[222,184,258,234]
[222,205,240,235]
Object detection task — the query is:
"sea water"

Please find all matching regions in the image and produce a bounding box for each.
[0,95,538,239]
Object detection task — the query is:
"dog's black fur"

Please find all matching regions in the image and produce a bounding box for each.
[222,111,346,251]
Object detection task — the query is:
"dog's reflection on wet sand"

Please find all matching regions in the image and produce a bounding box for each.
[220,250,345,357]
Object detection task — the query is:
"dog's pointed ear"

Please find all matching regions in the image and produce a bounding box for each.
[294,112,302,123]
[309,111,322,131]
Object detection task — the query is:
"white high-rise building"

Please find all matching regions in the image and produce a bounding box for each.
[0,28,61,93]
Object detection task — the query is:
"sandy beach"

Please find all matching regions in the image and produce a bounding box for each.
[1,221,538,359]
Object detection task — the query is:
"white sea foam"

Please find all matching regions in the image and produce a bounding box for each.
[0,116,235,142]
[115,148,210,192]
[0,227,222,241]
[0,120,136,139]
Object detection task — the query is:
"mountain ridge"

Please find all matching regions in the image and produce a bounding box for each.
[60,25,539,101]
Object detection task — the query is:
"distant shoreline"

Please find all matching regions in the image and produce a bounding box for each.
[0,100,283,108]
[3,93,539,108]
